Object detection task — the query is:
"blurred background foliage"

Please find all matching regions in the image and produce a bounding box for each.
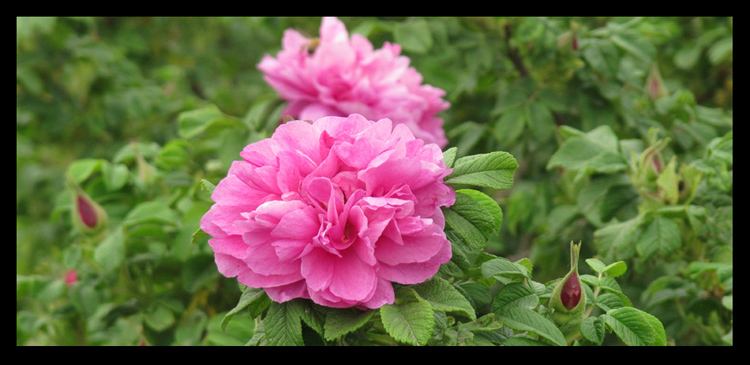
[17,17,731,346]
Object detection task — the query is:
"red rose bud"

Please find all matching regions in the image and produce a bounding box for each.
[71,189,108,233]
[77,195,98,228]
[571,35,578,51]
[550,241,586,320]
[560,272,582,310]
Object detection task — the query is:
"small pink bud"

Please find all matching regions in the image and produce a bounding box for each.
[560,272,582,310]
[65,269,78,286]
[651,156,662,173]
[77,195,98,228]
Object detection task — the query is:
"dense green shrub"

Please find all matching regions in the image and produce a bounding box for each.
[17,17,731,346]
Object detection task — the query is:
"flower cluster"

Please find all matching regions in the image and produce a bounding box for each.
[201,114,455,308]
[258,17,450,148]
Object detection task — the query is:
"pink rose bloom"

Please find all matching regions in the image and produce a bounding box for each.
[258,17,450,148]
[200,114,455,309]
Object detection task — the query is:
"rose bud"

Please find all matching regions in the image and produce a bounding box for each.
[65,269,78,286]
[72,188,108,234]
[550,241,586,327]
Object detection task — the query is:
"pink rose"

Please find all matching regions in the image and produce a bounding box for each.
[200,114,455,309]
[258,17,450,148]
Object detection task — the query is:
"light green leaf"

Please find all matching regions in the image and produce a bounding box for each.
[324,308,376,341]
[602,307,665,346]
[221,286,270,332]
[67,159,106,184]
[525,102,555,142]
[603,261,628,278]
[412,277,476,320]
[178,104,243,139]
[445,151,518,190]
[492,282,539,314]
[496,307,567,346]
[102,163,130,191]
[380,288,435,346]
[264,300,304,346]
[144,301,176,332]
[636,215,682,259]
[494,106,526,145]
[443,191,497,251]
[123,200,179,227]
[93,228,125,271]
[481,257,531,281]
[442,147,457,169]
[394,19,433,53]
[585,258,607,274]
[579,316,605,344]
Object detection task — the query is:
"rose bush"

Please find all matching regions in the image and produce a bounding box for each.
[258,17,450,148]
[200,114,455,309]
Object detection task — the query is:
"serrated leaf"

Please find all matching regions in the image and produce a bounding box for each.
[579,316,605,344]
[200,179,216,194]
[93,228,125,271]
[178,104,242,139]
[394,19,433,54]
[380,288,435,346]
[221,287,270,332]
[526,102,555,142]
[481,257,531,281]
[443,191,497,251]
[412,277,476,320]
[496,307,567,346]
[636,215,682,259]
[324,308,375,341]
[594,293,627,312]
[445,151,518,190]
[442,147,457,169]
[602,307,665,346]
[264,301,304,346]
[492,282,539,314]
[602,261,628,278]
[123,200,179,227]
[456,189,503,232]
[586,258,607,274]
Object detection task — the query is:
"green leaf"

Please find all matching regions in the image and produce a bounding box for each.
[123,200,179,227]
[594,293,627,312]
[442,147,457,169]
[380,288,435,346]
[412,277,476,320]
[593,215,641,260]
[323,308,375,341]
[264,300,304,346]
[602,307,665,346]
[144,301,176,332]
[200,179,216,194]
[67,158,106,184]
[457,189,503,232]
[492,282,539,314]
[585,258,607,274]
[525,102,555,142]
[93,228,125,271]
[221,286,271,332]
[494,106,526,145]
[636,215,682,259]
[496,307,567,346]
[481,257,531,281]
[102,163,130,191]
[445,151,518,190]
[178,104,243,139]
[602,261,628,278]
[579,316,605,345]
[443,191,497,251]
[393,19,433,54]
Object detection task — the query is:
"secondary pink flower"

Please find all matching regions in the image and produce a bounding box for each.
[258,17,450,148]
[200,114,455,309]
